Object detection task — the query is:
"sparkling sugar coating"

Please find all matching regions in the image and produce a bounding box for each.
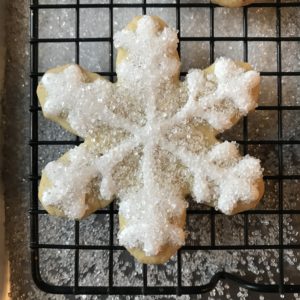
[40,16,263,256]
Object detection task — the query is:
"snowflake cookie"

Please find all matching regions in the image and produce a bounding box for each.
[37,16,264,264]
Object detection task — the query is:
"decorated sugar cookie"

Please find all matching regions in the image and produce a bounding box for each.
[37,16,264,264]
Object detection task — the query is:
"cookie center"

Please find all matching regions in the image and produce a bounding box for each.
[135,117,164,145]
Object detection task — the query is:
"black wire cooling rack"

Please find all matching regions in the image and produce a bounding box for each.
[30,0,300,295]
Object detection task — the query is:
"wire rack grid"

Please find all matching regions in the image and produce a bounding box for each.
[30,0,300,296]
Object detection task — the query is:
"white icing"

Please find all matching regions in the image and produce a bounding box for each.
[114,16,180,85]
[43,145,102,219]
[161,140,262,215]
[119,185,186,256]
[40,16,263,256]
[174,59,260,132]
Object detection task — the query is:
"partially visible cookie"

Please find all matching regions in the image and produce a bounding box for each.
[37,15,264,264]
[212,0,254,7]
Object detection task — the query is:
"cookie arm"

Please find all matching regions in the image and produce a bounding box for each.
[119,211,186,264]
[184,58,260,132]
[161,139,264,216]
[117,137,187,264]
[39,142,113,219]
[37,64,113,138]
[38,65,76,136]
